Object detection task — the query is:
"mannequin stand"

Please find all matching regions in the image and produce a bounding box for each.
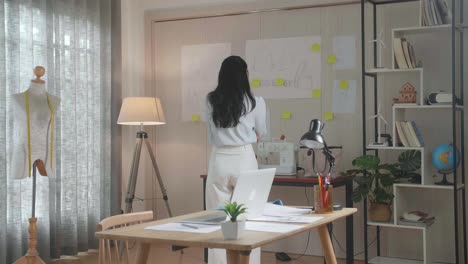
[124,131,172,217]
[14,160,47,264]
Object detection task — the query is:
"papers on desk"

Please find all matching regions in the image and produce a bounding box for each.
[144,223,220,233]
[245,222,304,233]
[250,215,323,224]
[263,203,312,216]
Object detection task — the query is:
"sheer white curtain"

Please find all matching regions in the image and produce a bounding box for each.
[0,0,112,262]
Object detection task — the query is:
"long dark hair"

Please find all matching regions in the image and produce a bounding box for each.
[208,56,256,128]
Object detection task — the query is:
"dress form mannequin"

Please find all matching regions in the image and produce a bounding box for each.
[11,66,60,179]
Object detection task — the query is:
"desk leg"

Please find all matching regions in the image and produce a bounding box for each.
[318,225,337,264]
[226,250,250,264]
[345,179,354,264]
[135,242,150,264]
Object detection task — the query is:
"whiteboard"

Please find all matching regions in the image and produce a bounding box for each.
[245,37,321,99]
[181,43,231,121]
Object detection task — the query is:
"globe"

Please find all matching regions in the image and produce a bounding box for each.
[432,144,460,171]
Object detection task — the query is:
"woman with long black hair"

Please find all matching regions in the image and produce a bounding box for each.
[205,55,267,264]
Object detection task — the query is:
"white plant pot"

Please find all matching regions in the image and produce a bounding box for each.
[221,221,245,240]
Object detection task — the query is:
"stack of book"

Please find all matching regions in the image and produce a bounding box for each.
[421,0,452,26]
[399,211,435,227]
[393,38,417,69]
[395,121,425,147]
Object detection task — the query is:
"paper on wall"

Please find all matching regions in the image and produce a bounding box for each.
[246,37,321,99]
[181,43,231,121]
[333,36,356,70]
[332,80,357,113]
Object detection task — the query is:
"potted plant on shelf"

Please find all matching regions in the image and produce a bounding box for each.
[388,150,422,184]
[221,201,247,240]
[343,155,395,222]
[343,150,422,222]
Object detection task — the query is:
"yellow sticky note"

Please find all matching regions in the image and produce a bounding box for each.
[340,80,349,90]
[324,112,334,121]
[311,43,321,52]
[275,78,285,86]
[327,54,337,64]
[312,89,321,98]
[191,114,200,122]
[251,79,261,88]
[281,111,292,119]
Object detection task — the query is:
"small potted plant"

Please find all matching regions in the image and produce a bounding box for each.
[221,201,247,240]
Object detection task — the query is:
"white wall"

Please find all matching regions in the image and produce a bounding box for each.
[120,0,259,213]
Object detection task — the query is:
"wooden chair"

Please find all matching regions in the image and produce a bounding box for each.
[96,211,153,264]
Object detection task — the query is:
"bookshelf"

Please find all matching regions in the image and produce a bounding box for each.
[360,0,466,263]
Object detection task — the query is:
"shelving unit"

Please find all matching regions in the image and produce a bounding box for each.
[369,256,423,264]
[361,0,467,263]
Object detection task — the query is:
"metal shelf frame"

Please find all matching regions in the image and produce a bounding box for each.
[360,0,467,263]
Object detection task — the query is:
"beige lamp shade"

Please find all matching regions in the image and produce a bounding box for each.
[117,97,166,125]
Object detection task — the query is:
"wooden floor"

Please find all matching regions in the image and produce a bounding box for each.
[48,246,361,264]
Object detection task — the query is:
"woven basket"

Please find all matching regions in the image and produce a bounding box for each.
[369,202,392,222]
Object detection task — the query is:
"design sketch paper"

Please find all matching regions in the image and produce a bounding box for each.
[250,215,323,224]
[246,37,321,99]
[333,36,356,70]
[332,80,357,113]
[145,223,220,233]
[181,43,231,121]
[245,221,304,233]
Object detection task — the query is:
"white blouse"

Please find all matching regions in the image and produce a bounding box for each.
[205,96,267,147]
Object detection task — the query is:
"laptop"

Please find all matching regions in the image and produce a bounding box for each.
[181,168,276,225]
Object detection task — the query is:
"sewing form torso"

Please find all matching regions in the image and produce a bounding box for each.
[11,82,60,179]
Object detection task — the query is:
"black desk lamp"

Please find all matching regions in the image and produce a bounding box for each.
[300,119,336,179]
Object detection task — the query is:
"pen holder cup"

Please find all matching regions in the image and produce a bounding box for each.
[314,185,333,214]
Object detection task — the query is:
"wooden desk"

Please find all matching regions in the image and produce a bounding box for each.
[96,208,357,264]
[200,175,355,264]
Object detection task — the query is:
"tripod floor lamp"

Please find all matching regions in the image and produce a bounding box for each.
[117,97,172,217]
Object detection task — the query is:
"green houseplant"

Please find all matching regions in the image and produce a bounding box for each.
[221,202,247,240]
[343,150,421,222]
[388,150,422,183]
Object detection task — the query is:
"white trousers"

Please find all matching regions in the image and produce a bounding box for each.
[206,144,261,264]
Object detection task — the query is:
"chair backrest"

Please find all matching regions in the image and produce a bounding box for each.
[96,211,153,264]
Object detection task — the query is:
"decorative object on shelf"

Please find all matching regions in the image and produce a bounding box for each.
[380,134,393,146]
[14,160,47,264]
[221,201,247,240]
[393,82,417,104]
[343,155,395,222]
[117,97,172,216]
[300,119,336,213]
[388,150,422,184]
[427,91,455,105]
[399,211,435,227]
[432,143,460,185]
[368,104,390,147]
[369,28,386,68]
